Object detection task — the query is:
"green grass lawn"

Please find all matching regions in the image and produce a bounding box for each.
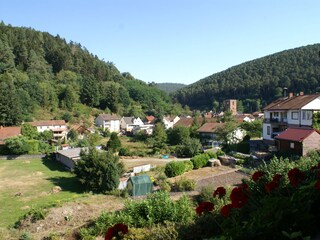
[0,157,87,228]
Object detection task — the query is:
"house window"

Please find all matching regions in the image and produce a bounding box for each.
[302,110,312,120]
[290,142,295,149]
[291,111,299,120]
[273,112,279,117]
[267,126,270,135]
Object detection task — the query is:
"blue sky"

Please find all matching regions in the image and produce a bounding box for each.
[1,0,320,84]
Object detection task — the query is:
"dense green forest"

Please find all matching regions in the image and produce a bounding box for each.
[0,22,181,126]
[173,44,320,112]
[155,82,186,93]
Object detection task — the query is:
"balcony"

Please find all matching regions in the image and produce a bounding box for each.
[264,118,287,124]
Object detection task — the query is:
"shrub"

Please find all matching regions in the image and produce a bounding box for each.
[159,181,172,192]
[119,147,132,156]
[216,149,225,157]
[183,160,194,172]
[236,141,250,154]
[175,177,196,191]
[206,151,217,159]
[164,161,186,177]
[123,222,179,240]
[191,154,210,169]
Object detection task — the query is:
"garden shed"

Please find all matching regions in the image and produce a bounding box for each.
[128,175,153,197]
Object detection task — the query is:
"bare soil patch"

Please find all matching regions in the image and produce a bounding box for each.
[19,195,125,240]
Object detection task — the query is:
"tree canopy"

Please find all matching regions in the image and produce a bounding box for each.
[0,23,182,126]
[174,44,320,112]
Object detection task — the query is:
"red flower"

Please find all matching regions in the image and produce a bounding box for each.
[252,171,265,182]
[272,174,282,183]
[105,223,128,240]
[288,168,304,188]
[265,174,282,193]
[265,181,278,193]
[315,180,320,190]
[238,183,249,190]
[213,187,226,198]
[196,201,214,215]
[220,204,233,218]
[230,187,248,208]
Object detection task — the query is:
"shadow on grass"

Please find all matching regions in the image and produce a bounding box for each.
[46,176,85,194]
[41,154,69,172]
[42,154,86,194]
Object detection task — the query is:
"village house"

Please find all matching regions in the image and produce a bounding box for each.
[162,116,180,130]
[174,117,204,128]
[144,115,156,124]
[197,122,245,148]
[132,124,154,135]
[120,117,144,133]
[262,92,320,144]
[0,126,21,145]
[95,113,120,133]
[235,114,255,123]
[69,124,94,139]
[28,120,67,140]
[55,147,84,170]
[275,128,320,156]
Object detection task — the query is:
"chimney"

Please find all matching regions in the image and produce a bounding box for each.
[289,92,294,98]
[282,87,288,97]
[299,91,304,96]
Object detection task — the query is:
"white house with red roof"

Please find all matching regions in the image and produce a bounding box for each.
[262,92,320,143]
[28,120,67,140]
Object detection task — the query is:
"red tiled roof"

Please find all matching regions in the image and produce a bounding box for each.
[263,94,320,111]
[275,128,318,142]
[29,120,66,126]
[197,122,223,133]
[145,116,155,121]
[0,126,21,144]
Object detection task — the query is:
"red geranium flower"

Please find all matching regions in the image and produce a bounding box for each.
[238,183,249,190]
[252,171,265,182]
[230,187,248,208]
[265,181,278,193]
[288,168,304,188]
[220,204,233,218]
[196,201,214,216]
[272,174,282,183]
[213,186,226,198]
[315,180,320,190]
[105,223,129,240]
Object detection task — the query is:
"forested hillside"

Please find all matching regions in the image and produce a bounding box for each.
[0,23,180,126]
[155,82,186,93]
[173,44,320,112]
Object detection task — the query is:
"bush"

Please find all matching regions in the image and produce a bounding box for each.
[190,154,210,169]
[119,147,132,156]
[123,222,179,240]
[216,149,225,157]
[236,141,250,154]
[205,151,217,159]
[159,181,172,192]
[164,161,186,177]
[183,160,194,172]
[175,177,196,191]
